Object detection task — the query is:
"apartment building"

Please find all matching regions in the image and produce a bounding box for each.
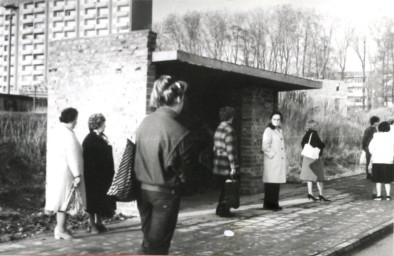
[345,75,365,110]
[0,0,151,98]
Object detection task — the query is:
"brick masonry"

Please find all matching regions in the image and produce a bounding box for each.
[47,30,156,216]
[240,86,277,195]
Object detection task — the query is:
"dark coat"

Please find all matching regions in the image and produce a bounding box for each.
[362,126,377,154]
[82,132,116,217]
[301,130,325,156]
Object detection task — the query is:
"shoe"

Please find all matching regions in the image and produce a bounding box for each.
[54,227,73,240]
[372,193,377,199]
[386,196,391,201]
[307,194,318,201]
[262,205,282,211]
[319,195,331,202]
[366,173,372,180]
[219,210,235,218]
[374,196,382,201]
[87,224,100,234]
[96,223,107,232]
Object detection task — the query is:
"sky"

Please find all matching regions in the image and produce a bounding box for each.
[152,0,394,72]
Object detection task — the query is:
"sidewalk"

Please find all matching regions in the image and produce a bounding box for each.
[0,174,392,255]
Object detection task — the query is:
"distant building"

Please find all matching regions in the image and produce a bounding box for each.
[0,0,151,97]
[344,75,366,110]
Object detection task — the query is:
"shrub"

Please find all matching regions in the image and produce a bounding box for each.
[0,112,46,186]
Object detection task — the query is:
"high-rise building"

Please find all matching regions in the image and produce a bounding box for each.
[0,0,152,98]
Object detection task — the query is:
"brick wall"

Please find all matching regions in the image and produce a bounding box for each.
[239,86,276,195]
[47,30,156,216]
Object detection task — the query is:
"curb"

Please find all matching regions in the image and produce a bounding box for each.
[317,220,393,256]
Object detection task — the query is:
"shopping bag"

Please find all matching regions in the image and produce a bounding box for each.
[359,150,367,165]
[301,133,320,160]
[107,139,139,202]
[61,185,84,216]
[223,178,240,209]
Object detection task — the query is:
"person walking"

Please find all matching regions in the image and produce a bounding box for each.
[134,75,195,255]
[213,106,239,217]
[300,120,330,202]
[82,113,116,234]
[362,116,380,180]
[45,108,86,240]
[368,121,394,201]
[261,111,287,211]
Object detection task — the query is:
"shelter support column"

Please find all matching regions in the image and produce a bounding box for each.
[239,86,277,195]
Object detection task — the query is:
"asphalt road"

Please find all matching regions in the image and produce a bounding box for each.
[350,233,393,256]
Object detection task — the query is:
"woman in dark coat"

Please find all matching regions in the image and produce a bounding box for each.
[300,120,330,201]
[83,113,116,233]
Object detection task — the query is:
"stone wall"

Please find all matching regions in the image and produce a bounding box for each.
[239,86,277,195]
[47,30,156,216]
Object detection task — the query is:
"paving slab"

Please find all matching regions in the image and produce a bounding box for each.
[0,174,392,255]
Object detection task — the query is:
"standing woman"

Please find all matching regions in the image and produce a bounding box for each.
[135,75,194,255]
[82,113,116,234]
[300,120,330,201]
[261,111,287,211]
[213,106,239,217]
[368,121,394,200]
[45,108,86,240]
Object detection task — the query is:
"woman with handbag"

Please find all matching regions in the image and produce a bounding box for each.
[82,113,116,234]
[262,111,287,211]
[213,106,239,218]
[300,120,330,202]
[45,108,86,240]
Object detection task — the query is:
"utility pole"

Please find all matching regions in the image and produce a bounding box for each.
[4,4,18,94]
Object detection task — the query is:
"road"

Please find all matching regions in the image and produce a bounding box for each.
[350,233,393,256]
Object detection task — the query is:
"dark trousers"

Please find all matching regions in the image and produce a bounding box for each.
[263,183,280,208]
[366,151,372,177]
[137,189,181,255]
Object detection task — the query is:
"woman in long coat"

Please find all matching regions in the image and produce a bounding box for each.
[261,111,287,211]
[300,120,330,201]
[83,113,116,233]
[45,107,86,240]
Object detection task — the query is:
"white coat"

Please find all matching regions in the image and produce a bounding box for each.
[45,123,86,212]
[262,127,287,183]
[368,132,394,164]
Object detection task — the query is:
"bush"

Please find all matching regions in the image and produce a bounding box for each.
[0,112,46,187]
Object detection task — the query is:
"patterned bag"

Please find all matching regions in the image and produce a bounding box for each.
[107,139,139,202]
[223,177,240,209]
[61,185,84,216]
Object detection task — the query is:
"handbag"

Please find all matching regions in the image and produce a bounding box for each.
[60,185,84,216]
[301,133,320,160]
[359,150,367,165]
[107,139,139,202]
[223,176,240,209]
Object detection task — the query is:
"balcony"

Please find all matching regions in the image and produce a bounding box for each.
[51,16,64,22]
[83,2,96,9]
[33,38,45,44]
[34,27,45,34]
[97,2,109,8]
[33,48,44,55]
[34,16,46,23]
[34,7,45,13]
[22,27,34,34]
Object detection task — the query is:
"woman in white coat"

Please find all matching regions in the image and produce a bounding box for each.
[261,111,287,211]
[45,108,86,239]
[368,121,394,201]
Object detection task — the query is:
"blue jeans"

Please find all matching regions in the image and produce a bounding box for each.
[137,189,181,255]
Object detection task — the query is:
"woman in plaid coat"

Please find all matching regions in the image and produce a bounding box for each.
[213,106,239,217]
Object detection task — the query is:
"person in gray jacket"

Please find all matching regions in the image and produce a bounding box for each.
[134,75,195,255]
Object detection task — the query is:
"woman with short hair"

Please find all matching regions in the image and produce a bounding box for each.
[45,107,86,240]
[82,113,116,234]
[300,120,330,201]
[369,121,394,201]
[261,111,287,211]
[213,106,239,217]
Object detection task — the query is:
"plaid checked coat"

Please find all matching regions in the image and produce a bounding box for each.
[213,121,239,176]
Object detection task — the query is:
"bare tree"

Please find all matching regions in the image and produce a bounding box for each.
[335,26,354,80]
[353,34,368,108]
[182,11,202,54]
